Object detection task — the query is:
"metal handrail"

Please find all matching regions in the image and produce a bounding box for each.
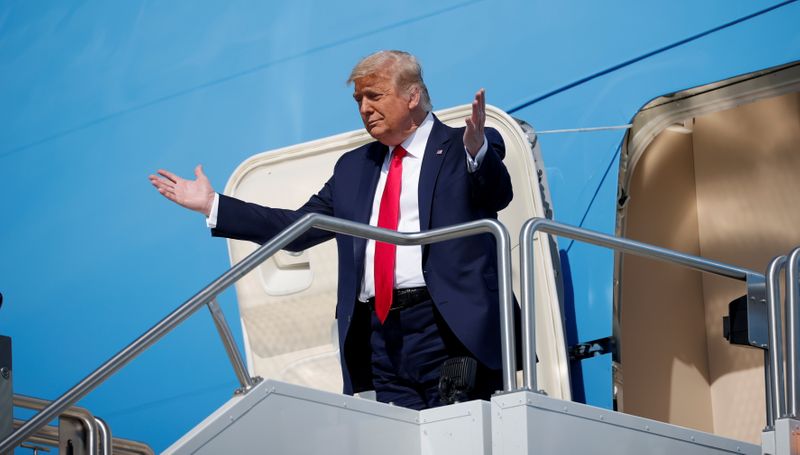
[13,394,120,454]
[112,437,156,455]
[95,416,112,455]
[519,217,760,392]
[12,420,154,455]
[13,394,99,455]
[785,247,800,417]
[207,297,258,393]
[0,213,514,453]
[13,419,59,451]
[767,255,788,424]
[759,248,800,427]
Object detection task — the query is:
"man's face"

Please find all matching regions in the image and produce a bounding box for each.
[353,71,417,146]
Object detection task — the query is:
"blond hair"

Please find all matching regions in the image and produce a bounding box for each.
[347,50,432,112]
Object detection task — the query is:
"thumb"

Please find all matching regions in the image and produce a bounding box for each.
[194,164,205,179]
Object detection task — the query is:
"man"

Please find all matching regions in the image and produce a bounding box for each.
[150,50,513,410]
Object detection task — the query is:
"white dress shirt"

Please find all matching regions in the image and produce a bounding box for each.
[207,112,488,302]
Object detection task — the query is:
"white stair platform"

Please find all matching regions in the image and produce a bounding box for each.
[165,379,759,454]
[164,379,490,455]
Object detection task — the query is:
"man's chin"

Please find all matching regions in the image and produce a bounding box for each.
[365,126,403,146]
[367,127,387,142]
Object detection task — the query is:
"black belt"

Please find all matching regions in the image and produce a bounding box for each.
[366,286,431,313]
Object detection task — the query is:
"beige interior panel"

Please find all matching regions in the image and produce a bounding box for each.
[620,129,714,433]
[695,92,800,442]
[223,105,570,400]
[619,92,800,443]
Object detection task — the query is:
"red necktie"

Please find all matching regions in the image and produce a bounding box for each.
[374,146,406,323]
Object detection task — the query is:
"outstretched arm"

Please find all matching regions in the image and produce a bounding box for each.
[149,163,335,250]
[149,165,216,217]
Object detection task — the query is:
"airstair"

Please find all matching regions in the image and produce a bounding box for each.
[3,106,800,454]
[4,213,800,454]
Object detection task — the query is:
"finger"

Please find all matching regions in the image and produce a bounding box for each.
[157,169,181,183]
[158,185,176,196]
[477,89,486,127]
[194,164,205,179]
[465,118,475,136]
[149,173,170,186]
[155,184,177,200]
[148,174,171,184]
[475,89,484,119]
[150,177,174,193]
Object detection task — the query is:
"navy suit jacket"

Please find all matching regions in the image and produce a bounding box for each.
[213,115,513,395]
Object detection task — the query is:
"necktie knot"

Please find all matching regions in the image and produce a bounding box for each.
[392,145,407,161]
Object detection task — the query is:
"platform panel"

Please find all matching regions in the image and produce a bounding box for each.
[491,391,760,455]
[165,380,420,455]
[419,400,491,455]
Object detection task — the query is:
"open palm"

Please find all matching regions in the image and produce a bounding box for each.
[149,165,216,216]
[464,88,486,157]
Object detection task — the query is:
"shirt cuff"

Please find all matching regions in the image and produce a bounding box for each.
[206,193,220,228]
[465,134,489,173]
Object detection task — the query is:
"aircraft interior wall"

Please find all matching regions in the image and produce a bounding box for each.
[618,91,800,444]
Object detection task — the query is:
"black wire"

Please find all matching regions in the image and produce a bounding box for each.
[507,0,799,114]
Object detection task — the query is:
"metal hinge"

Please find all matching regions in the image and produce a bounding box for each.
[568,336,616,361]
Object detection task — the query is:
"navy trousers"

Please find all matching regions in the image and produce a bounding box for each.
[369,298,502,410]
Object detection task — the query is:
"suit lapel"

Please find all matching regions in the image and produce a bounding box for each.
[418,116,453,230]
[353,142,387,282]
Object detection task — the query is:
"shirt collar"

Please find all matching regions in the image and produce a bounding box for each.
[390,112,433,159]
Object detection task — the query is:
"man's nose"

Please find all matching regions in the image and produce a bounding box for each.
[359,99,373,116]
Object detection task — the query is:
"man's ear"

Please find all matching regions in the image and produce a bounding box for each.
[407,85,421,110]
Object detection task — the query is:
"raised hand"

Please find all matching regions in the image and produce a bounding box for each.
[149,165,216,216]
[464,88,486,157]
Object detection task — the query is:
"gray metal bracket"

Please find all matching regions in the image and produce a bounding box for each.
[746,273,769,349]
[58,416,88,455]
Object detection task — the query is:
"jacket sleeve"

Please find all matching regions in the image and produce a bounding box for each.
[212,174,336,252]
[469,127,513,212]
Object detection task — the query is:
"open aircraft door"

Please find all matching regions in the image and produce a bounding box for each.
[221,104,571,401]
